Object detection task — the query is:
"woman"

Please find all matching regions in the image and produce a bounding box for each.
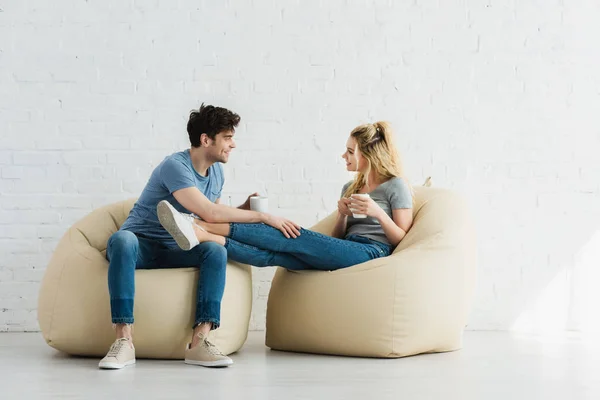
[158,121,414,271]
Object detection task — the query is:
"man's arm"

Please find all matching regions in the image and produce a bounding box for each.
[158,157,300,235]
[174,187,261,223]
[172,187,301,238]
[215,193,256,209]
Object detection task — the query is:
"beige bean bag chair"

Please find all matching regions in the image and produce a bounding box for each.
[38,199,252,359]
[265,183,476,358]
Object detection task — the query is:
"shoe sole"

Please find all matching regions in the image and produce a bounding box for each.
[157,200,193,250]
[99,359,136,369]
[184,359,233,368]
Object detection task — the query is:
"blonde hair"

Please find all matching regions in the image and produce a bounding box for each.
[343,121,413,202]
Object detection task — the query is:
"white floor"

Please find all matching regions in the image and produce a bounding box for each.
[0,331,599,400]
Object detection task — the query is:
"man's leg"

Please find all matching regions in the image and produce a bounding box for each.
[100,230,153,369]
[156,242,233,367]
[191,243,226,341]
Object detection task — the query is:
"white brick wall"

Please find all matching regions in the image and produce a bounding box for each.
[1,0,599,333]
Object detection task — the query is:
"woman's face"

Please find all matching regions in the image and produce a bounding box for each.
[342,136,365,172]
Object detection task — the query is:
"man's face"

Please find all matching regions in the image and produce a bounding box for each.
[206,130,236,163]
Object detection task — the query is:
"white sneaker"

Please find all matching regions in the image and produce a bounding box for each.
[157,200,202,250]
[184,333,233,368]
[99,338,136,369]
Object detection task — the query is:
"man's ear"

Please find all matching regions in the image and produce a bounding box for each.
[200,133,210,147]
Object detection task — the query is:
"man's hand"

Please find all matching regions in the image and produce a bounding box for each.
[337,198,353,217]
[239,192,259,210]
[262,214,302,239]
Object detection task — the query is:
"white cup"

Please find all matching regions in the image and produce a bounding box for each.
[250,196,269,213]
[349,193,370,218]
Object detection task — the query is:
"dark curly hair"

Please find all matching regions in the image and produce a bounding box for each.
[187,103,241,147]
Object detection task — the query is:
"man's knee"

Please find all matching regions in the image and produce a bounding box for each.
[107,230,139,255]
[195,242,227,262]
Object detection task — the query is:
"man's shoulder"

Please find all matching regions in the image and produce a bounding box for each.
[158,150,191,172]
[163,150,189,164]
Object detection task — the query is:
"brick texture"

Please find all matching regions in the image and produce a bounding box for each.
[1,0,599,333]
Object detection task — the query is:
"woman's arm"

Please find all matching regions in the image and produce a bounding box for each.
[331,213,348,239]
[375,208,413,247]
[348,195,413,247]
[332,197,352,238]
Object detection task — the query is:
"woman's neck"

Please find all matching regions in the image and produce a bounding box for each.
[362,171,385,192]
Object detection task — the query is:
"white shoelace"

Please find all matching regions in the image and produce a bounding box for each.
[182,214,196,224]
[203,339,225,356]
[107,339,128,357]
[183,213,206,232]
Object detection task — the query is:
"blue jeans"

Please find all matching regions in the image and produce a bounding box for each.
[224,223,392,271]
[106,230,227,328]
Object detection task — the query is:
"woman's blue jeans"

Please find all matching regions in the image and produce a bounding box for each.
[225,223,392,271]
[106,230,226,328]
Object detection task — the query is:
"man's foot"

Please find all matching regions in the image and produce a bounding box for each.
[157,200,203,250]
[98,338,136,369]
[185,333,233,368]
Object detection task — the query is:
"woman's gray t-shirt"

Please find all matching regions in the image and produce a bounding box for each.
[341,177,412,246]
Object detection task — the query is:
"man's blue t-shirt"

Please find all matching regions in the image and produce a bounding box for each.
[120,150,224,248]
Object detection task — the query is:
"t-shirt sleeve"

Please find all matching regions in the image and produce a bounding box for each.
[340,181,352,198]
[160,157,196,194]
[387,178,413,209]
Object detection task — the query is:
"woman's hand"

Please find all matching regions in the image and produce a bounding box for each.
[337,198,353,217]
[349,195,385,220]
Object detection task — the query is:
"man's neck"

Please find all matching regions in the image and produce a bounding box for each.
[189,147,213,177]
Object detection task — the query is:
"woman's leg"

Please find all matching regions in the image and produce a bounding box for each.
[188,222,315,271]
[159,205,379,270]
[225,238,316,271]
[191,224,226,246]
[195,220,231,237]
[226,223,385,270]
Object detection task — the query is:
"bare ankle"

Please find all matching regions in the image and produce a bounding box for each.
[115,323,133,340]
[192,224,207,242]
[191,322,212,347]
[193,219,209,232]
[191,225,227,246]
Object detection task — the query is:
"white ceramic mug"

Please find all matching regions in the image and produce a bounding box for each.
[349,193,370,218]
[250,196,269,213]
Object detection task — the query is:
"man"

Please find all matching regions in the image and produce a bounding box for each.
[99,104,300,369]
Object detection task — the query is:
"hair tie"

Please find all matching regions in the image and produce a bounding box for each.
[369,135,382,145]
